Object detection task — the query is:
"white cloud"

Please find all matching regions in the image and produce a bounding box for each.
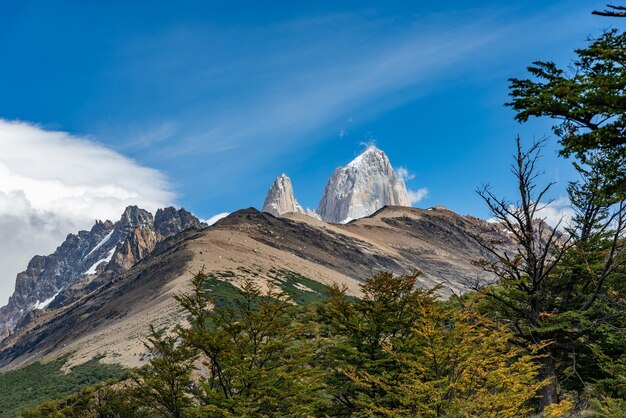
[487,198,575,229]
[535,197,575,229]
[0,119,174,304]
[204,212,230,226]
[396,166,415,181]
[408,188,428,205]
[396,166,424,205]
[359,139,377,149]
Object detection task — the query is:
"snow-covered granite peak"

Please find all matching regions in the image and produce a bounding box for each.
[262,173,305,217]
[317,146,411,223]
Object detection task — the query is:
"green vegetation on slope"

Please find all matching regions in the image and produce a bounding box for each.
[268,267,329,304]
[0,355,125,417]
[201,271,244,310]
[24,272,552,417]
[203,267,329,308]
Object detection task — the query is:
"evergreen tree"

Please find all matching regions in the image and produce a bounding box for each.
[507,29,626,199]
[317,272,432,415]
[175,272,327,416]
[474,138,626,410]
[132,325,196,417]
[492,27,626,411]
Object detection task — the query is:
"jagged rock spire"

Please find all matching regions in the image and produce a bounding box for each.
[262,173,305,217]
[317,146,410,223]
[155,207,207,237]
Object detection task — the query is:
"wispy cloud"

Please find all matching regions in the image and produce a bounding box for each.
[115,121,178,152]
[97,4,592,210]
[397,166,416,181]
[117,12,513,164]
[196,22,497,156]
[408,188,429,205]
[359,138,377,149]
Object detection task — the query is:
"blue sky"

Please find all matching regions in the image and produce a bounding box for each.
[1,1,620,220]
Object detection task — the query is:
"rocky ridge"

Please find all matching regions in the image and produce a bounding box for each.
[0,206,206,338]
[0,205,511,369]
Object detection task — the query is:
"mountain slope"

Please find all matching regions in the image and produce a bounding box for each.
[0,205,508,370]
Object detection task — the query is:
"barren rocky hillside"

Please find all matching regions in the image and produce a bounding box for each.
[0,205,508,370]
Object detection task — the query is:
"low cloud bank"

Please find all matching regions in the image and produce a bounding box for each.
[0,120,174,304]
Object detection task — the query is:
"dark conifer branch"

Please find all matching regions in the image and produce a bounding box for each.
[593,4,626,16]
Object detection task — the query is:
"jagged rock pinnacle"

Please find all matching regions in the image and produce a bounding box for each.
[262,173,305,217]
[317,146,410,223]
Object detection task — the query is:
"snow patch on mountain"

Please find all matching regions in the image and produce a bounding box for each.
[33,291,61,310]
[84,247,116,275]
[85,230,114,258]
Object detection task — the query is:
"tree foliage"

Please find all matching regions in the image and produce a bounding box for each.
[25,271,552,417]
[345,294,546,417]
[176,274,326,417]
[508,29,626,198]
[457,27,626,414]
[132,325,196,418]
[473,137,626,410]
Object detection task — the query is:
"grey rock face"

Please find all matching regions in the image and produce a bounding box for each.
[155,207,207,237]
[0,205,205,338]
[317,146,411,223]
[119,206,153,230]
[0,220,115,338]
[262,173,305,217]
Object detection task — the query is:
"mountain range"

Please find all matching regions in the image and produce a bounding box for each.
[0,205,508,369]
[262,146,411,222]
[0,206,205,339]
[0,146,510,371]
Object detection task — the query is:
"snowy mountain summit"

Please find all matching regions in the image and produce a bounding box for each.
[317,146,410,223]
[261,146,411,223]
[262,173,305,217]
